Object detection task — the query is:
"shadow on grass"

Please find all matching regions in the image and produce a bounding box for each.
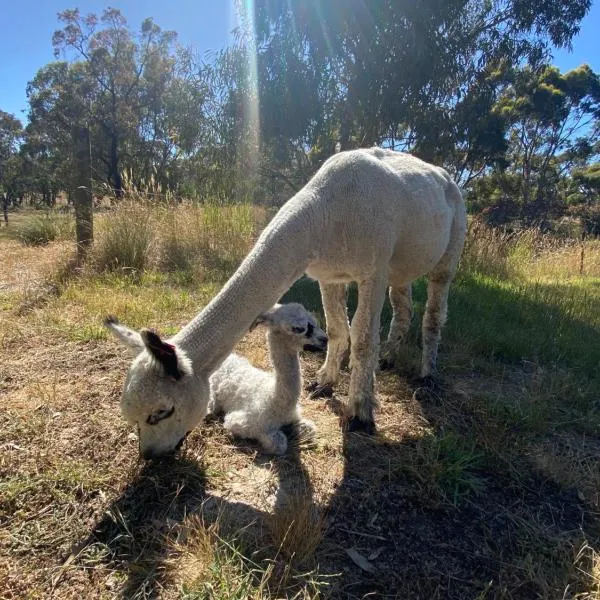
[58,456,208,598]
[447,273,600,379]
[281,273,600,598]
[312,391,600,599]
[60,454,270,599]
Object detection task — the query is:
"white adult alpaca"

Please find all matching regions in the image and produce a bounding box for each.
[107,148,466,459]
[207,302,327,455]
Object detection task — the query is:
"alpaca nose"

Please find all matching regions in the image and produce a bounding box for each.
[319,335,328,349]
[141,447,160,460]
[141,440,183,460]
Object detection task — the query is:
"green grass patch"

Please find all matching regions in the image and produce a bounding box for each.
[447,274,600,378]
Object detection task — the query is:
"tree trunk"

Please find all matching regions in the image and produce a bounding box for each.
[73,126,93,263]
[2,194,8,226]
[110,133,123,198]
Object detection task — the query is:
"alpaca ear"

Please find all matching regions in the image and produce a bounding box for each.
[249,314,268,331]
[104,315,144,355]
[249,304,282,331]
[249,310,277,331]
[140,329,183,380]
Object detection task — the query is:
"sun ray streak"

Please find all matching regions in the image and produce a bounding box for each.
[236,0,260,186]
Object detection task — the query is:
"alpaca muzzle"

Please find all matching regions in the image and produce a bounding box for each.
[303,335,328,353]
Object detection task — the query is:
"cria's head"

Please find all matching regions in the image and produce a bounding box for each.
[251,303,328,352]
[104,316,209,460]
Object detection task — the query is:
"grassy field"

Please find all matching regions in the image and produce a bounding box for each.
[1,205,599,599]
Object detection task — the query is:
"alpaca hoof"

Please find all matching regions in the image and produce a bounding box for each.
[379,357,395,371]
[282,419,317,449]
[306,381,334,399]
[411,374,446,402]
[346,416,376,435]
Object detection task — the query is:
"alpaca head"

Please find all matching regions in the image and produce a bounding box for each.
[252,303,328,352]
[105,317,209,460]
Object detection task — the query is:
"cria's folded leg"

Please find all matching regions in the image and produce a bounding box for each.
[223,410,252,438]
[347,276,388,433]
[258,429,288,455]
[309,283,349,398]
[380,282,413,369]
[224,412,287,454]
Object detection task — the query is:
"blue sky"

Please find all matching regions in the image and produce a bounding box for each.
[1,0,599,123]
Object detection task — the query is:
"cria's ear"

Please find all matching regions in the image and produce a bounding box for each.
[249,314,269,331]
[140,329,182,380]
[249,304,282,331]
[104,315,144,355]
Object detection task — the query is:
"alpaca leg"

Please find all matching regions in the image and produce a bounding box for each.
[308,282,349,398]
[420,204,466,379]
[420,274,452,379]
[223,410,252,439]
[380,282,413,368]
[347,276,388,433]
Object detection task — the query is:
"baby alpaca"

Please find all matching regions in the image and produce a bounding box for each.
[208,303,328,455]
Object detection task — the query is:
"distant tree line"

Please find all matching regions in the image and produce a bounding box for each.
[0,1,599,229]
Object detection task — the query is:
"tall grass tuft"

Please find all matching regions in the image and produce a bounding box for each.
[91,191,264,279]
[17,213,74,246]
[91,201,154,273]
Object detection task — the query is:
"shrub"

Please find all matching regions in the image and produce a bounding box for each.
[17,214,74,246]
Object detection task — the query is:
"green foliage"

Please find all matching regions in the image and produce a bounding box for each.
[25,8,210,199]
[244,0,591,178]
[2,1,598,210]
[570,162,600,204]
[0,111,24,200]
[416,432,487,505]
[482,64,600,217]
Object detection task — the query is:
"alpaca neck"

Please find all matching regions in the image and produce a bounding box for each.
[173,194,316,373]
[267,331,301,407]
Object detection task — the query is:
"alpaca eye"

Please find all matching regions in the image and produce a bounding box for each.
[147,406,175,425]
[305,323,314,337]
[291,326,306,334]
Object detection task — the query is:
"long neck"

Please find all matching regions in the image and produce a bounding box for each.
[267,331,301,407]
[173,195,315,374]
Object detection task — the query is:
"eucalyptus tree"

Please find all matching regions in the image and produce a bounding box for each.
[234,0,591,182]
[495,64,600,213]
[0,111,24,219]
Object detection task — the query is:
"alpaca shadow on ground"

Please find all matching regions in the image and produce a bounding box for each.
[58,456,207,598]
[282,275,600,598]
[316,388,600,599]
[62,453,266,599]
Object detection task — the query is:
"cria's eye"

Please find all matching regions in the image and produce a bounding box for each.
[147,406,175,425]
[305,323,314,337]
[291,326,306,334]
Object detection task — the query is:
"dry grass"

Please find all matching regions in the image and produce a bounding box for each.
[1,208,600,599]
[91,200,265,280]
[463,220,600,280]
